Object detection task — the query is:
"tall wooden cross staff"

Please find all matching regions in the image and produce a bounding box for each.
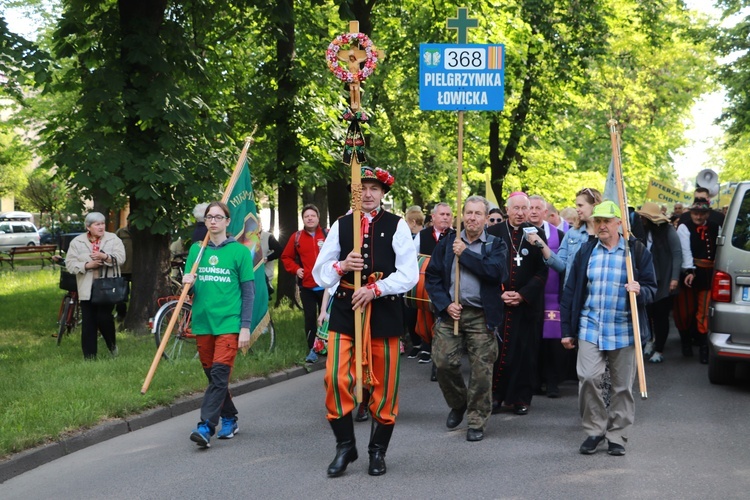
[326,21,384,401]
[447,8,478,335]
[608,119,648,400]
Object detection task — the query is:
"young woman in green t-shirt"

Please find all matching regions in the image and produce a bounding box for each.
[183,201,255,449]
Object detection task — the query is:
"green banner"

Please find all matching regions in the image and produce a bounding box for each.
[226,160,270,337]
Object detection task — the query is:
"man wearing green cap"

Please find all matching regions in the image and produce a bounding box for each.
[560,200,657,456]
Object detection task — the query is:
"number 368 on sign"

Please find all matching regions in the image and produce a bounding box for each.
[444,48,486,70]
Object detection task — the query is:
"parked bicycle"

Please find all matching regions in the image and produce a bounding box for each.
[150,296,276,360]
[55,261,81,345]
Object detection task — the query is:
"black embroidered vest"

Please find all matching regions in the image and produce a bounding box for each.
[329,211,404,338]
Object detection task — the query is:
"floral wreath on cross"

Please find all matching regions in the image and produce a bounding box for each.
[326,32,379,83]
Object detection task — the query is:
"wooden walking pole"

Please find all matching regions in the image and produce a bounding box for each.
[141,135,255,394]
[607,119,648,399]
[352,145,364,403]
[453,111,464,335]
[328,21,384,402]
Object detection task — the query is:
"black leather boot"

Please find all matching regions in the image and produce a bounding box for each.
[327,413,358,477]
[698,335,709,364]
[355,389,370,422]
[678,330,693,357]
[368,420,394,476]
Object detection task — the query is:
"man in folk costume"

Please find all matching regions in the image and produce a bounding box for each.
[425,196,508,442]
[527,195,566,398]
[313,166,418,477]
[674,199,721,364]
[487,192,548,415]
[411,202,455,370]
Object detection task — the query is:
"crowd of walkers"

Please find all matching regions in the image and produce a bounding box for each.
[182,173,722,474]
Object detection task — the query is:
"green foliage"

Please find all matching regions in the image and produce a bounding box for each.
[708,133,750,184]
[501,0,715,205]
[0,268,308,456]
[0,14,50,102]
[38,0,236,233]
[0,127,31,198]
[16,167,78,221]
[16,1,725,222]
[716,0,750,166]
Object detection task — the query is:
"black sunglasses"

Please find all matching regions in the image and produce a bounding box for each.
[488,217,501,222]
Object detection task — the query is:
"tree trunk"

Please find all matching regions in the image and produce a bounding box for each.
[276,182,298,307]
[273,0,301,308]
[126,223,171,333]
[118,0,170,333]
[313,186,328,228]
[327,177,350,222]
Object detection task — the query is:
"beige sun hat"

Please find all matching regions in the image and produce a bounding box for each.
[636,201,669,224]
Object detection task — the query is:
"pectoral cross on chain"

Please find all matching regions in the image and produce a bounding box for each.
[514,252,523,267]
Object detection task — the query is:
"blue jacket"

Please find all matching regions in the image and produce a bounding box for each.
[425,230,509,329]
[560,236,657,343]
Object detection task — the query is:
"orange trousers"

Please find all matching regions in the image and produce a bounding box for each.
[673,287,710,335]
[324,332,400,425]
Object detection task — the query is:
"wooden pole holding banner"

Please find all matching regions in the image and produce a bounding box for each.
[351,141,363,403]
[333,20,387,402]
[445,8,477,336]
[607,119,648,400]
[453,111,464,335]
[141,134,255,395]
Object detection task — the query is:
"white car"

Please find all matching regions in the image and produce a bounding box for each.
[0,219,41,250]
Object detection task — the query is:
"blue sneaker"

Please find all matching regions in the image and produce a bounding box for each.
[190,422,213,448]
[217,417,239,439]
[305,349,318,363]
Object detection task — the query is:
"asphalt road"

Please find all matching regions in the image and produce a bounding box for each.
[2,335,750,500]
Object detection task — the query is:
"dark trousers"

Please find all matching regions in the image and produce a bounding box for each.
[300,287,324,349]
[538,338,567,392]
[196,335,239,429]
[403,306,421,348]
[80,300,116,359]
[648,296,674,353]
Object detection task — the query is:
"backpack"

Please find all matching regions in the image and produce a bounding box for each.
[293,228,328,267]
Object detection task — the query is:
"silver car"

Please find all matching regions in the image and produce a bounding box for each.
[0,220,41,251]
[708,181,750,384]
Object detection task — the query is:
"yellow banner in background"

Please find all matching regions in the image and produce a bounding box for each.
[644,179,693,205]
[717,183,737,207]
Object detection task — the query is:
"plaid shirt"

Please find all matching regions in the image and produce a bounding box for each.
[578,237,633,350]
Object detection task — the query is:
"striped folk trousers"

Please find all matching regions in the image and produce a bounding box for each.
[324,332,400,425]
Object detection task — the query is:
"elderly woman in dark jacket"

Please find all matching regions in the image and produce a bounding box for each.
[66,212,126,359]
[636,202,682,363]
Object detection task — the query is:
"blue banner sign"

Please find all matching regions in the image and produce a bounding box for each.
[419,43,505,111]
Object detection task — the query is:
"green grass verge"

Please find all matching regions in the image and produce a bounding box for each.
[0,268,308,457]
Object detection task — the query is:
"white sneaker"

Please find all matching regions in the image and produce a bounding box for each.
[649,352,664,363]
[643,340,655,357]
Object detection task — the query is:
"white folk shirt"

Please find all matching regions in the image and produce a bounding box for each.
[313,212,419,295]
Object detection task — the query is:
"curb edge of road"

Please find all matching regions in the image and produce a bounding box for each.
[0,361,326,484]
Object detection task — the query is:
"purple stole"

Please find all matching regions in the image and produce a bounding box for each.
[543,226,562,339]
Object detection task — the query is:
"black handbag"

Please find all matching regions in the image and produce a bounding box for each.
[90,256,128,305]
[59,270,78,292]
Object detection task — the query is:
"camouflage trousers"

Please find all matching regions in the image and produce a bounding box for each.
[433,306,499,430]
